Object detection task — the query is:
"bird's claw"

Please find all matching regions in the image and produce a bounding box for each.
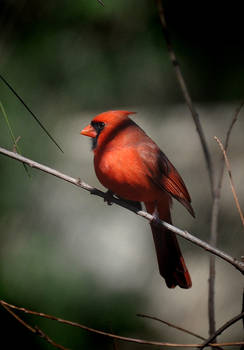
[104,190,114,205]
[151,214,161,227]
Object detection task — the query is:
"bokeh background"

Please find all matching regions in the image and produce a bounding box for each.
[0,1,243,349]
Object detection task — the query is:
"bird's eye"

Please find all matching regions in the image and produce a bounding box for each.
[91,121,105,132]
[98,122,105,129]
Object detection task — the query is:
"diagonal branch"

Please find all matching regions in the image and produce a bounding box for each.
[200,311,244,350]
[0,146,244,274]
[1,302,69,350]
[0,300,243,348]
[97,0,104,6]
[137,313,205,341]
[155,0,214,194]
[208,103,244,337]
[154,3,222,335]
[215,102,243,208]
[215,136,244,227]
[0,74,63,153]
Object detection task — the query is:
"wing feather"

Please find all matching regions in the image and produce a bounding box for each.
[139,142,195,217]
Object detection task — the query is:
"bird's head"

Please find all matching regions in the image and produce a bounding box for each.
[81,110,136,150]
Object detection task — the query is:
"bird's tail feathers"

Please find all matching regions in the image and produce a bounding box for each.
[145,199,192,289]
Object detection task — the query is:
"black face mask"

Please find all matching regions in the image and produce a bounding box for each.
[90,121,105,149]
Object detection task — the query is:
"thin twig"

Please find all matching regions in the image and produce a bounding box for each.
[208,200,219,337]
[224,102,244,155]
[13,136,21,153]
[0,300,243,348]
[215,136,244,227]
[208,103,243,337]
[0,146,243,273]
[137,314,205,341]
[200,311,244,350]
[97,0,104,6]
[1,302,69,350]
[155,2,221,336]
[155,0,214,194]
[0,100,30,176]
[0,73,63,153]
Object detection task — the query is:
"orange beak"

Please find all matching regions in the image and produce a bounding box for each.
[80,124,97,138]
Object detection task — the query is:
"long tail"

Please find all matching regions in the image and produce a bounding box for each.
[145,198,192,289]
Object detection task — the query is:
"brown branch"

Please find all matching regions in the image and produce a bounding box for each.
[1,302,69,350]
[154,0,243,342]
[137,313,205,341]
[208,103,243,337]
[0,300,243,348]
[200,311,244,350]
[137,314,224,350]
[155,0,214,194]
[208,200,219,337]
[215,136,244,227]
[155,2,221,336]
[0,146,244,274]
[224,102,244,154]
[0,146,243,272]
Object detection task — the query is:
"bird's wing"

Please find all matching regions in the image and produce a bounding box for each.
[139,142,195,217]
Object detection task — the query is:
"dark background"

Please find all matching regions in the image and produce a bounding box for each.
[0,1,243,349]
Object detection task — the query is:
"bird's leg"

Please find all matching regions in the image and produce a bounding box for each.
[103,190,115,205]
[150,206,161,227]
[90,188,114,205]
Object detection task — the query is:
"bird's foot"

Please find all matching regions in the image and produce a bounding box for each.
[151,214,162,228]
[103,190,115,205]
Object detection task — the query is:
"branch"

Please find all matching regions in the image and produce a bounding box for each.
[200,311,244,350]
[1,302,68,350]
[0,74,63,153]
[0,300,243,348]
[155,3,222,335]
[137,314,223,350]
[215,136,244,227]
[155,0,214,194]
[0,146,244,274]
[208,103,243,337]
[97,0,104,6]
[137,313,205,341]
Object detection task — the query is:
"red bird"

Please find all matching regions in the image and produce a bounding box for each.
[81,110,194,288]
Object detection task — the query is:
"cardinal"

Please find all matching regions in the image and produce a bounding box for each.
[81,110,194,288]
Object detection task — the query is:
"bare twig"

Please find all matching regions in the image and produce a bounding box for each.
[208,200,219,337]
[13,136,21,153]
[0,146,244,273]
[0,300,243,348]
[155,2,218,335]
[137,313,205,341]
[155,3,244,341]
[97,0,104,6]
[208,103,243,337]
[200,311,244,350]
[1,302,68,350]
[215,136,244,227]
[0,74,63,153]
[155,0,214,193]
[224,103,244,155]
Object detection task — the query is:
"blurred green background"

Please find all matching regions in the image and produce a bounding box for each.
[0,1,243,349]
